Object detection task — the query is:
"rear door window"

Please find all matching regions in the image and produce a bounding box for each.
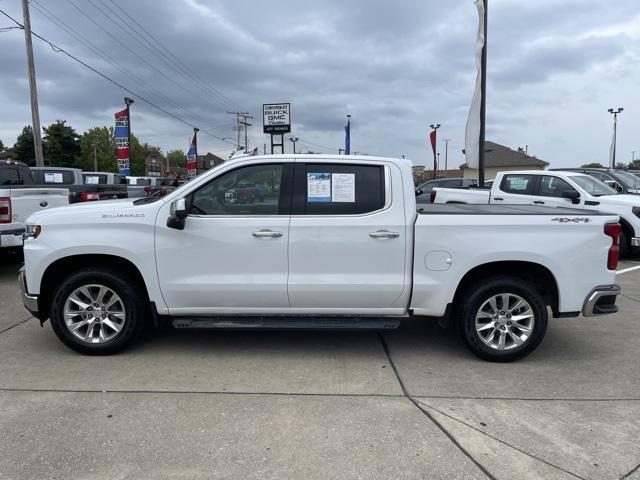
[0,166,22,185]
[293,163,385,215]
[41,170,75,184]
[500,174,536,195]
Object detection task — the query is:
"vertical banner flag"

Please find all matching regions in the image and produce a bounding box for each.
[186,133,197,177]
[344,122,351,155]
[464,0,485,169]
[430,129,437,172]
[114,109,131,176]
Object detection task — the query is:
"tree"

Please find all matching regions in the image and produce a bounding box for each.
[615,162,627,170]
[13,126,35,165]
[628,160,640,170]
[129,135,147,176]
[0,139,4,152]
[78,127,117,172]
[581,162,604,168]
[43,120,80,167]
[167,149,186,168]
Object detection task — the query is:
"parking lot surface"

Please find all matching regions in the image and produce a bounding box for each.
[1,255,639,480]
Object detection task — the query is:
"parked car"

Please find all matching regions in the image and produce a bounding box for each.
[126,176,176,198]
[20,155,621,361]
[0,160,68,248]
[416,178,478,203]
[82,172,128,200]
[31,167,100,203]
[552,168,640,195]
[432,170,640,256]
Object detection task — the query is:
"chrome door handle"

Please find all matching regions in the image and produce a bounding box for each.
[533,201,545,205]
[252,230,283,238]
[369,230,400,238]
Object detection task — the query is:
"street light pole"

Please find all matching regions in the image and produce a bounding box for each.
[21,0,44,167]
[608,107,623,169]
[289,137,299,154]
[442,139,451,172]
[429,124,441,178]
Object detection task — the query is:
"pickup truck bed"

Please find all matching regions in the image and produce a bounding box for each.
[417,204,607,216]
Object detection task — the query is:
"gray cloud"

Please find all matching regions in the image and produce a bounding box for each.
[0,0,638,167]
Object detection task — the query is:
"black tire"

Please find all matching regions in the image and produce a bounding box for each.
[456,276,548,362]
[620,229,630,258]
[50,268,148,355]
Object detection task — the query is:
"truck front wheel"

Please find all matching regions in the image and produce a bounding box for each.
[50,268,147,355]
[457,276,548,362]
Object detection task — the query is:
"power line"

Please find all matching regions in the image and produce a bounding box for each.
[0,8,235,146]
[30,0,214,129]
[104,0,240,111]
[89,0,240,113]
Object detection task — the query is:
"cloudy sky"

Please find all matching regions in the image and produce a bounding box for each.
[0,0,638,168]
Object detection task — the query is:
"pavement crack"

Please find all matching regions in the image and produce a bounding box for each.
[415,399,588,480]
[377,332,497,480]
[621,462,640,479]
[620,294,640,304]
[0,316,33,335]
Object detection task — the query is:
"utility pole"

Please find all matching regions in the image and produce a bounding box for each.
[239,114,253,152]
[227,111,250,150]
[442,139,451,171]
[289,137,299,154]
[632,151,636,162]
[608,107,623,169]
[22,0,44,167]
[92,139,97,171]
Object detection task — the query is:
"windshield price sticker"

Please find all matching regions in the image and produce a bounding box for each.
[86,176,99,185]
[332,173,355,202]
[307,173,331,202]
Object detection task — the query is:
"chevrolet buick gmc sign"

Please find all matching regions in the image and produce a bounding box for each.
[263,103,291,134]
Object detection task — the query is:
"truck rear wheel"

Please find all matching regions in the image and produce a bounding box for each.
[457,276,548,362]
[50,268,147,355]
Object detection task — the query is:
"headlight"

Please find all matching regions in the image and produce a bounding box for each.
[633,207,640,219]
[24,224,42,239]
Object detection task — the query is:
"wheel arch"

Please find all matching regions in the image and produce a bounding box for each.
[451,261,560,316]
[38,254,150,321]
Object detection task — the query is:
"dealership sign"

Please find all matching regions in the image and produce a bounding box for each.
[263,103,291,134]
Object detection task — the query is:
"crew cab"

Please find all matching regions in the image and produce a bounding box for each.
[432,170,640,256]
[0,160,69,248]
[19,156,621,361]
[82,172,128,200]
[31,167,100,203]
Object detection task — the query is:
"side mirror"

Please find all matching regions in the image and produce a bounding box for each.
[167,198,188,230]
[415,189,424,197]
[562,190,581,204]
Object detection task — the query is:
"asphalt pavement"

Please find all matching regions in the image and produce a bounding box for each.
[0,251,638,480]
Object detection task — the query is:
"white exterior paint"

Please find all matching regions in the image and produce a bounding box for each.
[433,170,640,243]
[23,156,618,319]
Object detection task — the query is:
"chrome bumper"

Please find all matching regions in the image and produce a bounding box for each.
[631,237,640,248]
[18,267,39,315]
[582,285,620,317]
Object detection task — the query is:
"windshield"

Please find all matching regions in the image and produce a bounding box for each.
[613,171,640,189]
[570,175,618,196]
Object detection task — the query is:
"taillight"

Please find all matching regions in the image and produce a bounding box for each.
[80,192,100,202]
[0,197,11,223]
[604,222,622,270]
[430,190,437,203]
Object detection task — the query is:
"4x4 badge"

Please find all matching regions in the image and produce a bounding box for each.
[551,217,591,223]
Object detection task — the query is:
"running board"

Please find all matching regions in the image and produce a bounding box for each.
[172,316,401,330]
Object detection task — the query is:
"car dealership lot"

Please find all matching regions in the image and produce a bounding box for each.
[0,258,639,480]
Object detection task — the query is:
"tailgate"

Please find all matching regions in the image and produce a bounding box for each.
[8,187,69,224]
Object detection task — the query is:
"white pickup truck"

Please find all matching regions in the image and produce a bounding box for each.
[19,155,622,361]
[432,170,640,256]
[0,160,69,249]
